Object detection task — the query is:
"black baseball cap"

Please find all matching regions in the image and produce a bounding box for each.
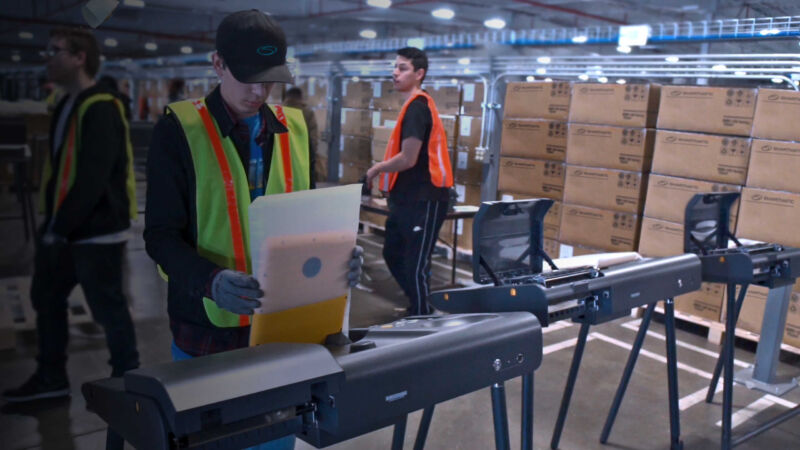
[216,10,293,84]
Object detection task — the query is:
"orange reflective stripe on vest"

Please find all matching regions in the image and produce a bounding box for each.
[56,119,78,210]
[379,90,453,191]
[272,105,293,192]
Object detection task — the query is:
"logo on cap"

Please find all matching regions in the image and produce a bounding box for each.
[257,45,277,56]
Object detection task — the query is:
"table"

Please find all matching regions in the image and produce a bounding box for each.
[360,198,479,286]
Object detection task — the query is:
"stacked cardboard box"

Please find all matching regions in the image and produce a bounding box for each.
[559,83,660,254]
[637,85,756,320]
[732,88,800,347]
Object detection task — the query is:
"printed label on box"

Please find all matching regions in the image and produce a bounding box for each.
[460,116,473,137]
[457,151,469,170]
[559,244,574,258]
[463,84,475,102]
[373,82,382,98]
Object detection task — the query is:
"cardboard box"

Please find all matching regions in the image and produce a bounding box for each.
[440,114,457,149]
[454,146,483,184]
[557,243,604,258]
[785,286,800,348]
[751,88,800,142]
[427,84,461,115]
[342,80,373,109]
[339,135,371,165]
[371,126,392,162]
[503,81,571,120]
[315,155,328,182]
[501,119,567,161]
[558,204,639,251]
[638,216,685,257]
[657,85,756,136]
[675,283,724,322]
[643,174,741,224]
[371,81,403,111]
[544,238,561,258]
[721,281,800,341]
[736,187,800,248]
[454,183,481,205]
[456,115,482,149]
[568,83,660,128]
[341,108,372,137]
[563,165,646,214]
[372,110,399,129]
[460,82,485,116]
[497,157,565,200]
[746,139,800,193]
[499,192,561,239]
[441,218,476,252]
[312,107,328,133]
[338,161,368,184]
[566,124,654,172]
[651,130,751,185]
[360,209,387,228]
[304,76,329,108]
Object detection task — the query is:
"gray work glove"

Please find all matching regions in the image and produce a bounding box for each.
[210,269,263,315]
[347,246,364,287]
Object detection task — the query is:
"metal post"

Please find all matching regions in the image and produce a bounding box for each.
[706,283,749,403]
[392,415,407,450]
[722,283,736,450]
[521,373,534,450]
[600,303,655,444]
[491,382,511,450]
[327,74,343,183]
[664,298,684,450]
[413,406,435,450]
[551,321,591,449]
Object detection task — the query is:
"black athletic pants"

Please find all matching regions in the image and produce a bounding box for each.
[383,199,448,316]
[31,240,139,379]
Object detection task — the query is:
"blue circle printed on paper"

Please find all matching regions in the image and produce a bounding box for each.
[302,257,322,278]
[257,45,277,56]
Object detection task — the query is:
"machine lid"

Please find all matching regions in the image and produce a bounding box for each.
[471,199,553,285]
[683,192,740,255]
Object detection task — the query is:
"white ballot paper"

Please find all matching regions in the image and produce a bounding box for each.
[248,184,362,315]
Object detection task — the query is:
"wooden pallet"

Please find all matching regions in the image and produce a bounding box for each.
[634,304,800,356]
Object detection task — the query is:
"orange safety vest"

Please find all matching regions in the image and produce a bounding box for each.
[378,90,453,191]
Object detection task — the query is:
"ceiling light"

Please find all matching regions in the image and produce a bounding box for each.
[351,76,360,82]
[578,74,589,81]
[526,76,535,82]
[571,35,588,44]
[123,0,146,7]
[616,45,631,54]
[104,38,118,47]
[712,64,727,71]
[450,78,458,84]
[180,46,192,54]
[431,8,455,20]
[598,76,608,83]
[771,77,784,84]
[18,31,33,39]
[536,68,546,75]
[537,56,551,64]
[484,18,506,30]
[544,77,552,82]
[759,28,781,36]
[616,79,626,84]
[458,57,470,65]
[734,70,747,76]
[665,56,680,63]
[366,0,391,8]
[11,54,21,62]
[144,42,157,51]
[360,29,377,39]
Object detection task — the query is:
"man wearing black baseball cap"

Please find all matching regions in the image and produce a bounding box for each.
[144,11,361,449]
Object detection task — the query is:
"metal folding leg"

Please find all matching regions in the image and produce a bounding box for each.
[392,415,407,450]
[521,373,534,450]
[600,302,655,444]
[491,382,511,450]
[413,405,435,450]
[663,298,684,450]
[706,283,749,403]
[722,283,737,450]
[550,321,591,449]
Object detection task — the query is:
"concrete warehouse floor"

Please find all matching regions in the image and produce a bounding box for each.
[0,187,799,450]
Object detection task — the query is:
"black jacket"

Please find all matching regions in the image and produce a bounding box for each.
[144,86,306,340]
[45,84,132,241]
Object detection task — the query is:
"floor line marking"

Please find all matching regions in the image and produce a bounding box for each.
[715,396,775,429]
[543,335,596,355]
[680,384,723,411]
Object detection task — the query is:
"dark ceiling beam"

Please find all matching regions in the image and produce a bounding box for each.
[0,14,214,43]
[512,0,628,25]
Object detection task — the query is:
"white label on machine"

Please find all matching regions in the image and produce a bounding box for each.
[455,184,466,203]
[463,83,475,102]
[460,116,472,137]
[373,82,382,98]
[559,244,574,258]
[457,151,469,170]
[501,194,513,201]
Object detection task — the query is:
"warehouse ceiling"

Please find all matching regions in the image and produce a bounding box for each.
[0,0,798,66]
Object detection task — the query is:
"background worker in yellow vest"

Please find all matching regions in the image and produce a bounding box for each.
[365,47,454,317]
[144,12,361,449]
[3,28,139,403]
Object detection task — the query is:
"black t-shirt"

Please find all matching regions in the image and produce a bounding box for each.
[391,96,450,202]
